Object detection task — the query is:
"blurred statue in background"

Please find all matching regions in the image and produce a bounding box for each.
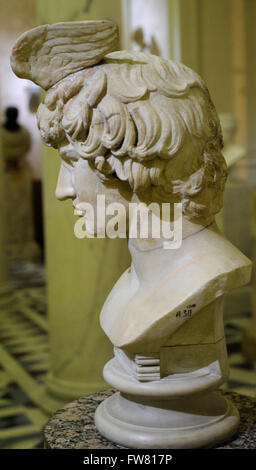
[2,107,30,169]
[2,106,40,262]
[11,20,252,449]
[132,26,160,56]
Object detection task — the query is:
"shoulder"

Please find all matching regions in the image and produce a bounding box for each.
[106,227,252,351]
[190,225,251,286]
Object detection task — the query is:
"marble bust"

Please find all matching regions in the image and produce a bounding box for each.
[11,20,252,448]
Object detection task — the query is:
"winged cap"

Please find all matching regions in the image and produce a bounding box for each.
[10,20,119,90]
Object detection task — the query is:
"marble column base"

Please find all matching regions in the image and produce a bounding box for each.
[95,391,239,449]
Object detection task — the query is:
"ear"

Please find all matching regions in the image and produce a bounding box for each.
[10,20,119,90]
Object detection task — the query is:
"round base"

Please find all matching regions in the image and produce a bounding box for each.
[95,391,239,449]
[103,357,226,398]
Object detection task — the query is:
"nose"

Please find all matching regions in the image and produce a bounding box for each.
[55,162,76,200]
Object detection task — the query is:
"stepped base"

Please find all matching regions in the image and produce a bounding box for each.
[95,391,239,449]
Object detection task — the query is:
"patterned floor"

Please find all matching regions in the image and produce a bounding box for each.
[224,311,256,397]
[0,262,255,449]
[0,263,48,449]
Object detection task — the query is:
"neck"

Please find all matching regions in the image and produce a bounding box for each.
[128,212,215,284]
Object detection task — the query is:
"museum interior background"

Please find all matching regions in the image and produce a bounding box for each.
[0,0,255,449]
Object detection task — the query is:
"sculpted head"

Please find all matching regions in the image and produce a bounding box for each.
[11,21,227,228]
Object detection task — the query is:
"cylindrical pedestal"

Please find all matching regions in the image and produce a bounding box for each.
[43,389,256,449]
[95,391,239,449]
[94,355,239,449]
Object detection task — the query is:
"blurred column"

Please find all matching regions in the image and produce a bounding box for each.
[36,0,130,413]
[0,129,15,310]
[122,0,200,70]
[167,0,201,71]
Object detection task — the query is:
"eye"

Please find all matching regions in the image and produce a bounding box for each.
[59,140,79,169]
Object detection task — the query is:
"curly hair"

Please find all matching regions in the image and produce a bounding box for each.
[37,51,227,221]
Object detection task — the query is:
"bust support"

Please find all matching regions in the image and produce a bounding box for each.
[95,266,243,448]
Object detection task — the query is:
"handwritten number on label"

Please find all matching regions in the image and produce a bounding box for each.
[176,304,196,319]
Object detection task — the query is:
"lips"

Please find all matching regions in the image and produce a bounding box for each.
[73,201,87,217]
[74,209,84,216]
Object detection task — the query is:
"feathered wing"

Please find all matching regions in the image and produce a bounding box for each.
[10,20,119,90]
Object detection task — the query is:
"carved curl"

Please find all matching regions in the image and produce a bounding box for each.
[37,51,227,221]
